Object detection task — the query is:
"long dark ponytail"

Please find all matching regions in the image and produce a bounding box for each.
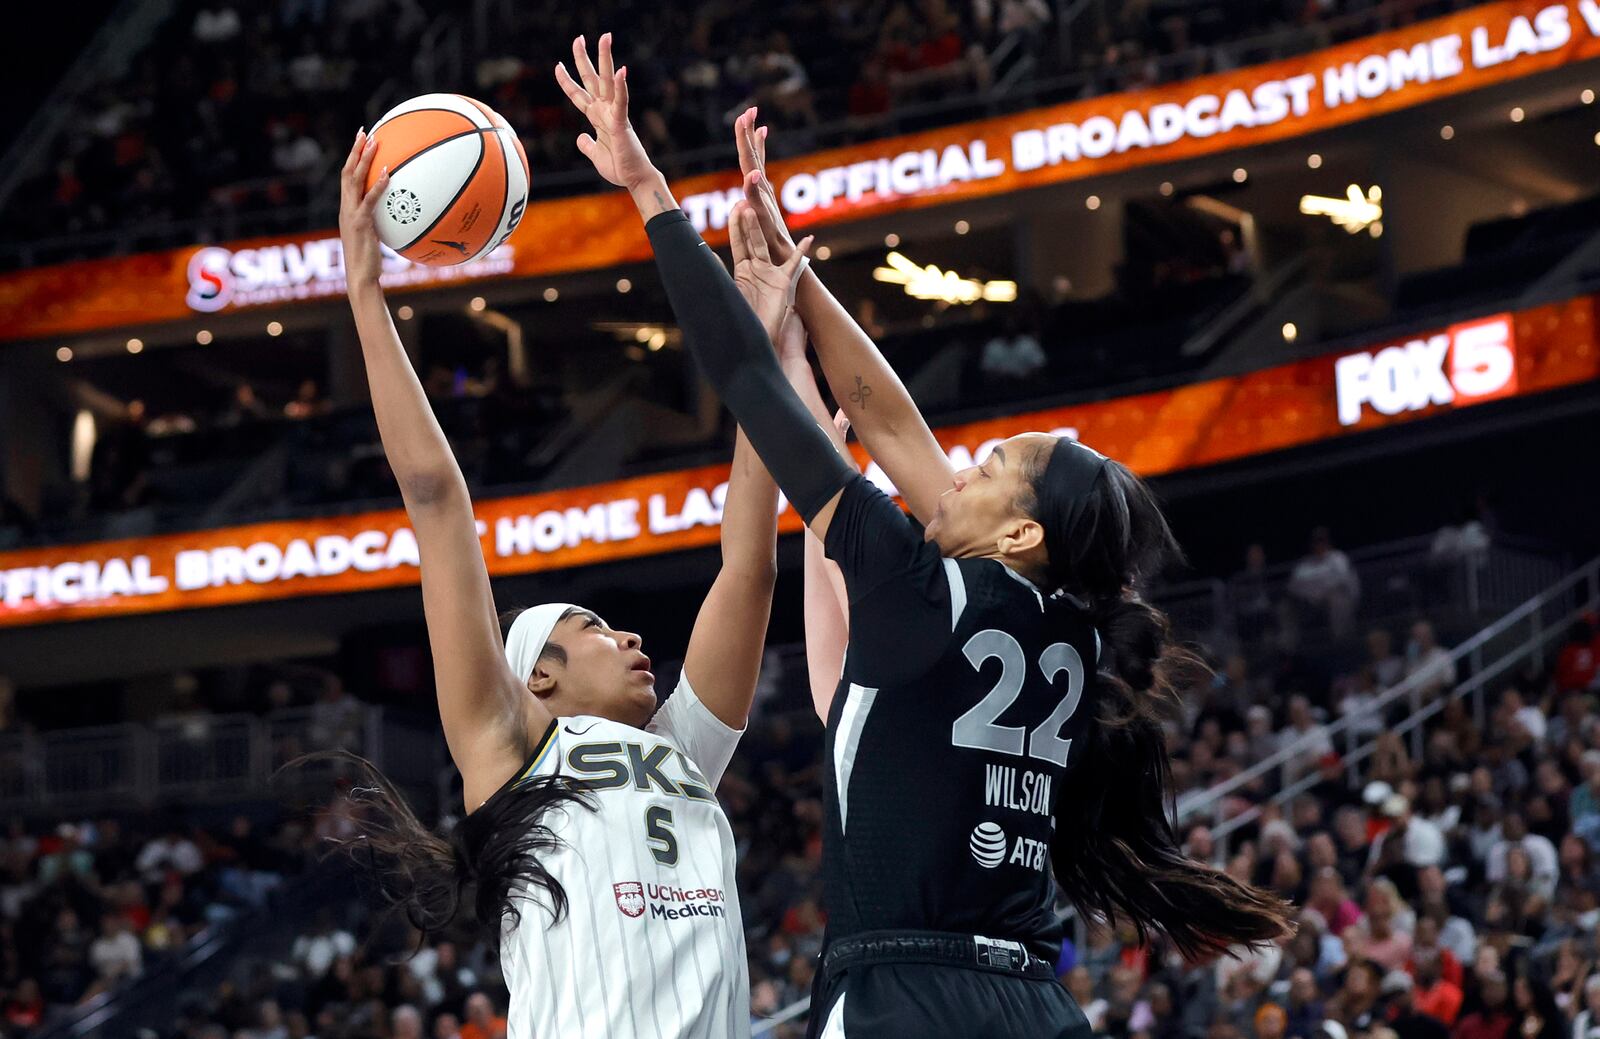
[287,609,594,942]
[1023,444,1295,958]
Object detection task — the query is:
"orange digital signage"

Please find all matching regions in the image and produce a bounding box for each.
[0,0,1595,342]
[1,293,1594,628]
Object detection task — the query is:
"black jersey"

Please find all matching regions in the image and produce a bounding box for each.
[820,475,1102,960]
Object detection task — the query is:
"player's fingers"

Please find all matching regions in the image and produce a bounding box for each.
[734,108,755,173]
[575,134,601,165]
[832,409,851,436]
[728,201,751,269]
[352,134,378,190]
[748,179,785,243]
[613,66,629,120]
[756,124,768,167]
[741,206,772,265]
[359,167,390,213]
[572,35,603,96]
[597,32,615,91]
[554,62,594,110]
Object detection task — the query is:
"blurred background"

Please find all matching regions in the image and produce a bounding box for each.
[0,0,1597,1037]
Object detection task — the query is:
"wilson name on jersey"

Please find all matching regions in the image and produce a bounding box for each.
[497,676,750,1039]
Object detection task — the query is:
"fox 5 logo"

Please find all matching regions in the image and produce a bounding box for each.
[1333,315,1517,426]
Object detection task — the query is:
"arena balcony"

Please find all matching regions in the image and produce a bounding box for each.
[0,0,1485,269]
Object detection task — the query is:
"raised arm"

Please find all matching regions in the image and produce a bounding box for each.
[778,323,854,721]
[340,131,540,810]
[679,427,778,729]
[556,35,854,543]
[733,110,956,527]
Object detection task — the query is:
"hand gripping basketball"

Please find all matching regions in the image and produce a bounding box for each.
[339,128,389,288]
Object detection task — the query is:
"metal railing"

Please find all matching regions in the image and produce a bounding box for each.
[1177,555,1600,852]
[0,703,442,815]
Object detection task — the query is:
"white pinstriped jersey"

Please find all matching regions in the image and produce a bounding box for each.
[499,674,750,1039]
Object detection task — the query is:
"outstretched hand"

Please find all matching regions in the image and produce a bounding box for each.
[729,200,812,345]
[339,128,389,287]
[733,107,797,264]
[555,33,656,192]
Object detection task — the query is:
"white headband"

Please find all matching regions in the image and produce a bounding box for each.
[504,602,582,683]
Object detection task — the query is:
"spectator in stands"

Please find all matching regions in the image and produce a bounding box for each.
[1371,793,1447,871]
[1281,694,1335,781]
[283,379,330,420]
[192,2,243,43]
[88,912,143,989]
[1284,967,1325,1039]
[393,1004,425,1039]
[1452,968,1515,1039]
[1554,616,1599,693]
[218,384,272,427]
[1233,543,1282,648]
[1288,527,1361,640]
[1404,621,1457,699]
[290,909,354,979]
[308,672,362,750]
[1344,879,1414,972]
[135,822,203,884]
[1512,975,1565,1039]
[1307,867,1363,936]
[1573,975,1600,1039]
[461,991,507,1039]
[1368,629,1406,689]
[979,312,1047,383]
[2,978,44,1032]
[1571,750,1600,851]
[1328,957,1384,1029]
[1410,945,1463,1026]
[1485,812,1559,892]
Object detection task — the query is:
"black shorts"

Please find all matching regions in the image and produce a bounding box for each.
[805,931,1092,1039]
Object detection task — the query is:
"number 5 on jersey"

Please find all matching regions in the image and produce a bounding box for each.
[645,805,678,866]
[952,629,1085,767]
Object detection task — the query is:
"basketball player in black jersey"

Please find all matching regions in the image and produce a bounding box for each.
[561,40,1294,1037]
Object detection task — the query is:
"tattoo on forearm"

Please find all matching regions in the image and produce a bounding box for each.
[849,375,873,408]
[653,189,670,215]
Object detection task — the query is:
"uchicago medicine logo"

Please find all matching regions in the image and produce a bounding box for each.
[613,882,645,919]
[1333,314,1517,426]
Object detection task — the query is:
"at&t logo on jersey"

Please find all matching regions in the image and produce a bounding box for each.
[613,882,645,919]
[969,822,1007,868]
[1333,314,1517,426]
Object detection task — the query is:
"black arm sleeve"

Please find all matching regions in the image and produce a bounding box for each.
[644,208,854,522]
[823,475,953,685]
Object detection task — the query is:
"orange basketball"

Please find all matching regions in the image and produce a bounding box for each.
[363,93,531,267]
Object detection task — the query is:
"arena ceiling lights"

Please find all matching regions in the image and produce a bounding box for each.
[1299,185,1385,236]
[871,251,1017,305]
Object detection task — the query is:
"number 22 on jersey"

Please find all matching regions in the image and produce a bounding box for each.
[951,629,1086,766]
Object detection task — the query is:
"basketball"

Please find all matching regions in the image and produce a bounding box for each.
[362,93,530,267]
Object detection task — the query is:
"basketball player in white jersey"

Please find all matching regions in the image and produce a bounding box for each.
[328,65,809,1036]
